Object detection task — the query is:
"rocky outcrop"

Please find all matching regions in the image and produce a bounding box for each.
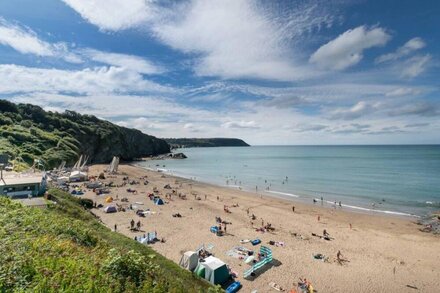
[171,153,187,159]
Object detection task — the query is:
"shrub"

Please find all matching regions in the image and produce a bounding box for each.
[79,198,94,209]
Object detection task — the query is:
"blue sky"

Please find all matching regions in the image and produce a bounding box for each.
[0,0,439,145]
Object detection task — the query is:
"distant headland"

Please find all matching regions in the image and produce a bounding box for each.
[164,138,250,148]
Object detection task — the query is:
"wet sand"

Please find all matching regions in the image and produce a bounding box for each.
[82,164,440,293]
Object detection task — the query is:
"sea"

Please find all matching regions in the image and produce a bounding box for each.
[137,145,440,217]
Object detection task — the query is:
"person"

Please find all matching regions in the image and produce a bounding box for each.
[317,215,320,221]
[114,224,117,232]
[349,223,352,229]
[292,206,295,213]
[224,223,227,233]
[337,250,347,265]
[205,194,207,200]
[313,198,317,204]
[323,229,329,237]
[136,220,141,230]
[130,219,135,229]
[339,201,342,207]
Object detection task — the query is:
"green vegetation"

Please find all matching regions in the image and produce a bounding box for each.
[165,138,250,148]
[0,100,170,170]
[0,189,221,292]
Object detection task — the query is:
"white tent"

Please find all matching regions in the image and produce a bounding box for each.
[196,256,229,285]
[179,251,198,272]
[69,170,88,182]
[57,176,69,185]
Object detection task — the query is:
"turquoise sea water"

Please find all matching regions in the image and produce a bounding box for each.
[138,145,440,217]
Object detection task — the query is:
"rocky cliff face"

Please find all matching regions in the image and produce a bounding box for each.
[0,100,170,168]
[78,123,170,163]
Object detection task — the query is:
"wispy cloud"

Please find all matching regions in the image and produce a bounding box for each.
[153,0,325,81]
[0,17,82,63]
[388,102,439,117]
[222,120,260,129]
[81,49,164,75]
[0,64,173,94]
[329,101,380,120]
[376,37,426,64]
[385,87,422,97]
[310,26,391,70]
[61,0,153,31]
[400,54,431,78]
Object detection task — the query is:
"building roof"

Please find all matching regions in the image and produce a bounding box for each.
[0,176,44,186]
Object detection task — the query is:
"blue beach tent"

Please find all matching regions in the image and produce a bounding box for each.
[154,198,164,205]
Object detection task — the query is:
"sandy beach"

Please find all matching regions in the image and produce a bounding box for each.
[81,164,440,293]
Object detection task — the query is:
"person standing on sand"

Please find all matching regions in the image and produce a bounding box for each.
[317,215,320,221]
[130,219,135,230]
[292,206,295,213]
[114,224,117,232]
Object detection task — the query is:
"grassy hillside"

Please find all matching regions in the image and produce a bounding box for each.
[165,138,250,148]
[0,189,219,292]
[0,100,170,170]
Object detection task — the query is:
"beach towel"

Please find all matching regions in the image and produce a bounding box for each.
[269,281,285,291]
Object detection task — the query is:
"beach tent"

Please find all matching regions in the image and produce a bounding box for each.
[69,170,88,182]
[57,176,69,185]
[154,198,164,205]
[179,251,199,272]
[104,206,117,213]
[195,256,229,285]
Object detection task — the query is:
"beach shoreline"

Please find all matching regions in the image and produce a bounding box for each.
[81,164,440,293]
[133,162,422,220]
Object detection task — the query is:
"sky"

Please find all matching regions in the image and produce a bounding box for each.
[0,0,439,145]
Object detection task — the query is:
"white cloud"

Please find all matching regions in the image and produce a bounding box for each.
[329,101,379,120]
[61,0,337,81]
[310,26,390,70]
[0,17,53,56]
[376,37,426,64]
[400,54,431,78]
[222,120,260,129]
[152,0,331,81]
[81,49,164,74]
[0,64,173,94]
[61,0,153,31]
[385,87,422,97]
[0,18,82,63]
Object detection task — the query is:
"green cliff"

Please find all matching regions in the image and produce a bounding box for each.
[165,138,250,148]
[0,100,170,169]
[0,189,218,292]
